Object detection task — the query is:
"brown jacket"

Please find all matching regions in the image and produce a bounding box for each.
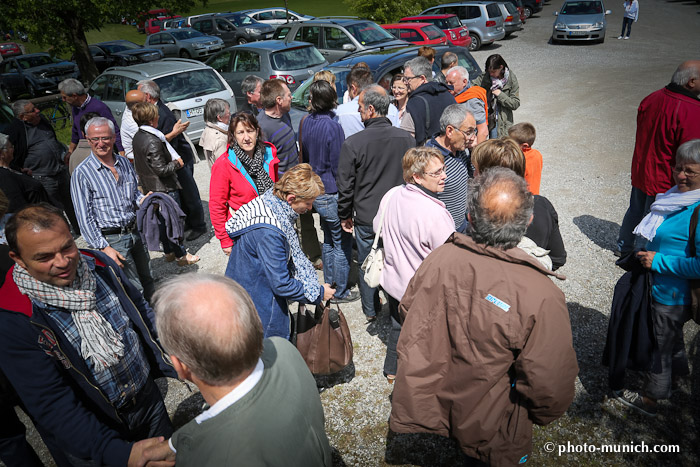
[389,233,578,467]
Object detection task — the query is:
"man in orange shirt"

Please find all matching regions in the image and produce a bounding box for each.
[508,122,543,195]
[446,67,487,143]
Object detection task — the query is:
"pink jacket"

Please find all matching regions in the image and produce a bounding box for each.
[373,184,454,300]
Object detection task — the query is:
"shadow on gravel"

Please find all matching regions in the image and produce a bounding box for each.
[568,302,611,400]
[385,430,485,466]
[572,215,620,252]
[171,388,205,429]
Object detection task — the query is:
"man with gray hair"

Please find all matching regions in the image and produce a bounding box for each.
[389,167,578,466]
[240,74,264,114]
[403,56,455,145]
[71,116,155,300]
[337,85,415,321]
[425,104,478,230]
[59,78,123,163]
[138,273,332,466]
[617,60,700,256]
[445,66,487,144]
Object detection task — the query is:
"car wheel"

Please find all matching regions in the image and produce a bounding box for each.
[0,86,11,102]
[468,33,481,51]
[550,35,558,45]
[179,49,191,59]
[237,37,248,45]
[598,36,605,44]
[523,6,533,18]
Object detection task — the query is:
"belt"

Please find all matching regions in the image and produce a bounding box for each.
[101,221,136,236]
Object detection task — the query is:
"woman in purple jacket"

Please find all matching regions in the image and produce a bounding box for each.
[373,147,455,382]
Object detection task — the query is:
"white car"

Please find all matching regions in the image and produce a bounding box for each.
[239,8,313,25]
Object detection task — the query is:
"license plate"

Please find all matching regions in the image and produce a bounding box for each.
[460,30,468,36]
[265,33,273,39]
[186,106,204,118]
[568,30,587,36]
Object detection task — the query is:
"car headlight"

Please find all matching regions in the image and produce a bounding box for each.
[244,27,257,34]
[593,21,604,28]
[192,42,206,49]
[125,55,138,62]
[555,22,566,29]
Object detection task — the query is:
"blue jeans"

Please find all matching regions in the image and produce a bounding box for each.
[158,191,186,257]
[313,194,353,298]
[354,223,381,318]
[621,17,633,37]
[617,186,655,253]
[104,230,155,302]
[383,294,402,376]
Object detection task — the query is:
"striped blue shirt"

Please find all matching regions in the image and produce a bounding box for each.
[70,153,144,249]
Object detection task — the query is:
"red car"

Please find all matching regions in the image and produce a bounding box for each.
[145,15,182,35]
[381,23,448,47]
[399,14,471,49]
[0,42,22,58]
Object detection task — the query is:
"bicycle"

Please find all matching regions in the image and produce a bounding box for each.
[32,94,71,130]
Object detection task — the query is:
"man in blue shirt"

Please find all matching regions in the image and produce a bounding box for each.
[71,117,155,301]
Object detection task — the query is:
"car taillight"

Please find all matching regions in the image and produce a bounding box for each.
[506,15,513,22]
[450,31,457,39]
[486,20,496,27]
[270,75,295,85]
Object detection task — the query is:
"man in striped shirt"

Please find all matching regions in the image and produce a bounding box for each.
[425,105,477,231]
[70,117,155,301]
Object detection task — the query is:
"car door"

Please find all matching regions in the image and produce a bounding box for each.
[462,6,483,32]
[216,18,238,45]
[145,34,164,55]
[228,50,262,106]
[321,26,356,63]
[294,25,325,58]
[207,50,235,86]
[159,33,178,57]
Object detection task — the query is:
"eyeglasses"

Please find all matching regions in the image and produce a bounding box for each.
[391,85,407,91]
[87,136,114,143]
[402,76,422,83]
[453,126,478,138]
[423,166,446,178]
[673,166,700,178]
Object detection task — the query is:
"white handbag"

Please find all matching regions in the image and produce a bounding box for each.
[361,188,398,288]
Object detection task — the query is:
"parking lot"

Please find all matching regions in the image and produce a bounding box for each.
[7,0,700,465]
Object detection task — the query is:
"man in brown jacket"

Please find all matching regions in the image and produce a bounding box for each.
[389,167,579,467]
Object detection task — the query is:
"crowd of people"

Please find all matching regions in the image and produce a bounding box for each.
[0,50,698,467]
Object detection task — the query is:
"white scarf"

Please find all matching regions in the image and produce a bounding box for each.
[216,121,229,132]
[139,125,181,161]
[633,186,700,241]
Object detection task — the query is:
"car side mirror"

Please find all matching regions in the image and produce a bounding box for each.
[342,44,356,51]
[605,10,612,14]
[553,11,558,15]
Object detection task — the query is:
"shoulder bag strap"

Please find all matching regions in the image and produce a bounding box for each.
[689,204,700,257]
[370,187,400,250]
[298,114,308,164]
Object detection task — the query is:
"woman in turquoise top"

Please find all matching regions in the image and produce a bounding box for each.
[616,139,700,416]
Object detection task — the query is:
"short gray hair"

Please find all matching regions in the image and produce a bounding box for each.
[448,65,470,82]
[362,85,390,117]
[153,273,264,386]
[11,99,31,118]
[467,167,534,250]
[439,104,473,134]
[241,75,264,95]
[404,56,432,81]
[0,133,9,150]
[58,78,86,96]
[676,139,700,165]
[204,98,230,124]
[672,62,700,87]
[84,117,115,136]
[137,80,160,100]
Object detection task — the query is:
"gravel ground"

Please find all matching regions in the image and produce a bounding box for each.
[11,1,700,465]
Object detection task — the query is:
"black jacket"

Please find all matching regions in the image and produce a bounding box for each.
[132,129,182,193]
[337,117,415,226]
[526,195,567,270]
[405,81,456,145]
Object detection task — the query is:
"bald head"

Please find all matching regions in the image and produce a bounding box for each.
[672,60,700,96]
[125,90,147,109]
[467,167,534,250]
[153,274,263,386]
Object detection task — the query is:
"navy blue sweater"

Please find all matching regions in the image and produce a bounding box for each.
[300,111,345,194]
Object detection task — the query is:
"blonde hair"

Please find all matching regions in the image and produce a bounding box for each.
[313,70,336,87]
[131,102,159,126]
[273,163,325,200]
[471,138,526,177]
[507,122,536,146]
[402,147,444,184]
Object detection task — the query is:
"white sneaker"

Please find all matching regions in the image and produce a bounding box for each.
[617,35,623,39]
[624,36,630,40]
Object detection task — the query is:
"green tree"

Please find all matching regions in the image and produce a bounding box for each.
[344,0,434,24]
[3,0,201,83]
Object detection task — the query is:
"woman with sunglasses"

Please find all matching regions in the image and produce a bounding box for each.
[210,111,279,255]
[373,147,455,383]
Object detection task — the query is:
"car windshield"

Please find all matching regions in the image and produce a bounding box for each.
[227,14,255,26]
[423,25,445,40]
[561,1,604,14]
[271,46,325,71]
[101,42,141,53]
[345,22,396,45]
[292,68,350,108]
[170,30,205,40]
[445,16,462,28]
[155,69,227,102]
[16,55,57,68]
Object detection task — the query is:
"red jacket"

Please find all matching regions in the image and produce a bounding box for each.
[631,85,700,195]
[209,143,279,249]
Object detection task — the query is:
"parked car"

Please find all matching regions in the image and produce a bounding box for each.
[0,101,14,130]
[87,58,237,143]
[381,23,449,47]
[273,18,409,64]
[191,15,242,46]
[0,42,22,58]
[206,40,327,108]
[502,0,528,23]
[0,53,80,101]
[496,2,524,35]
[239,8,314,25]
[136,9,172,33]
[163,18,189,30]
[85,40,163,72]
[520,0,544,18]
[145,15,182,35]
[215,13,277,43]
[399,14,471,48]
[420,2,506,51]
[145,29,224,59]
[551,0,611,44]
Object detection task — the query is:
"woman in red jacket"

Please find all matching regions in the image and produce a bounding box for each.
[209,112,279,254]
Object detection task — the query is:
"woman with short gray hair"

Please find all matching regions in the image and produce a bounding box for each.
[199,98,231,168]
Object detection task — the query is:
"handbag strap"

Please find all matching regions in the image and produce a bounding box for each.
[689,204,700,257]
[371,187,400,250]
[298,114,308,164]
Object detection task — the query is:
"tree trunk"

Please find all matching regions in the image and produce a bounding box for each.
[61,13,99,84]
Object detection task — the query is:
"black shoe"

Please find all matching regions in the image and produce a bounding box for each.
[186,228,207,241]
[331,290,361,304]
[614,389,657,416]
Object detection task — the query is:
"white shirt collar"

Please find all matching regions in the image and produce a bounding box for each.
[80,94,92,110]
[194,358,265,424]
